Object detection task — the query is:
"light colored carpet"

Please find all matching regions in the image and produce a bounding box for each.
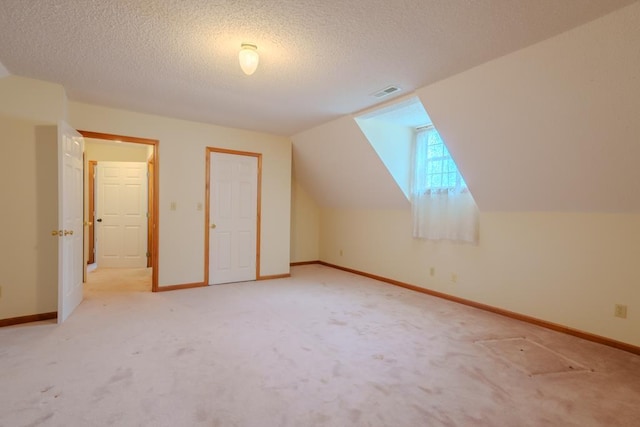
[85,266,152,293]
[0,265,638,426]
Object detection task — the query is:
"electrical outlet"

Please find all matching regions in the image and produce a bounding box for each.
[450,273,458,283]
[339,249,343,256]
[170,202,177,211]
[429,267,435,277]
[614,304,628,319]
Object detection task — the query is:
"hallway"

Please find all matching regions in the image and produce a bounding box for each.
[86,266,152,293]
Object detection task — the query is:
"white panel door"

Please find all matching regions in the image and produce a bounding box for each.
[209,152,258,285]
[96,162,148,268]
[58,122,84,323]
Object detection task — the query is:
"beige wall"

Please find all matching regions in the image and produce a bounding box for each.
[69,102,292,286]
[292,116,409,210]
[319,209,640,347]
[0,116,58,319]
[0,76,67,320]
[0,76,67,123]
[85,138,150,162]
[290,179,320,263]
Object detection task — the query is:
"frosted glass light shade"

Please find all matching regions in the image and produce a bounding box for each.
[239,44,259,75]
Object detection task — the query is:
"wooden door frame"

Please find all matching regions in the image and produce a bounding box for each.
[78,130,160,292]
[147,158,154,268]
[87,160,97,264]
[204,147,262,285]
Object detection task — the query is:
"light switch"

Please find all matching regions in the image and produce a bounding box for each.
[170,202,177,211]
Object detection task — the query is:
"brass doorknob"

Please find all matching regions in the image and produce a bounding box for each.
[51,230,63,236]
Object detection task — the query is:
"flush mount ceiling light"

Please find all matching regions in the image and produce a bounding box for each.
[239,43,259,75]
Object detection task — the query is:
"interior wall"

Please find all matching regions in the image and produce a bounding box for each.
[0,116,58,319]
[292,116,409,210]
[290,178,320,263]
[85,138,150,162]
[319,208,640,347]
[0,76,66,123]
[355,119,413,199]
[0,77,67,320]
[69,102,292,286]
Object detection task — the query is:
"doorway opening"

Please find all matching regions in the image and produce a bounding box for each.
[79,130,159,292]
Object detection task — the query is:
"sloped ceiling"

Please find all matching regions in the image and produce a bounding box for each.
[417,1,640,212]
[292,116,409,209]
[293,2,640,212]
[0,0,634,135]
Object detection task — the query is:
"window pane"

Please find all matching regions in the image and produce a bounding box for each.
[427,144,443,159]
[416,128,468,192]
[430,160,442,174]
[442,160,450,173]
[432,174,442,188]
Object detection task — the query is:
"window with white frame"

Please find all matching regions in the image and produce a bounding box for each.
[411,126,479,243]
[421,127,467,191]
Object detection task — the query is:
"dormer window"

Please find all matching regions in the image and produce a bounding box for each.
[411,126,479,243]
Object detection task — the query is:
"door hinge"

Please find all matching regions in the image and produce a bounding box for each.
[146,212,150,218]
[146,252,150,258]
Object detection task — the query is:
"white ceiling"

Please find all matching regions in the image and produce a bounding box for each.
[0,0,634,136]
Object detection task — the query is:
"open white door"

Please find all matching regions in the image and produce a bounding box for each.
[58,122,84,323]
[208,151,258,285]
[95,162,148,268]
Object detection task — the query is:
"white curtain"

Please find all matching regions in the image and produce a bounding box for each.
[411,128,479,244]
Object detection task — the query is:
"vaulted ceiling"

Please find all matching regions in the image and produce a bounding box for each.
[417,0,640,212]
[0,0,634,135]
[293,2,640,212]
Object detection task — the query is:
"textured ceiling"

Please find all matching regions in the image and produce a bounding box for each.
[0,0,634,136]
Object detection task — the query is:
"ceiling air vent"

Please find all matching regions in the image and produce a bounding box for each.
[372,85,402,98]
